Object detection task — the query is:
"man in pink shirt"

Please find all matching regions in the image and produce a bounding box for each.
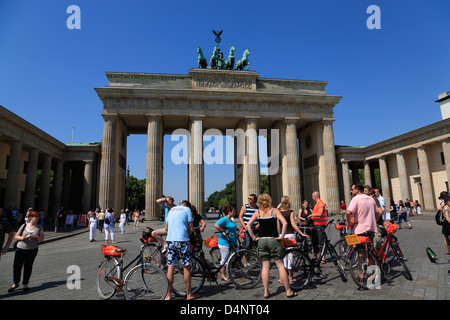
[346,183,378,241]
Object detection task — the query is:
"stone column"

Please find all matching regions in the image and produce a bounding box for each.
[364,161,372,186]
[23,149,39,210]
[395,151,410,201]
[83,160,93,214]
[416,146,435,210]
[4,141,23,209]
[284,118,301,211]
[38,154,52,213]
[378,156,391,208]
[322,119,339,213]
[188,116,204,216]
[341,160,351,206]
[443,139,450,187]
[245,117,260,197]
[52,159,63,216]
[145,115,163,220]
[99,114,116,210]
[62,165,71,209]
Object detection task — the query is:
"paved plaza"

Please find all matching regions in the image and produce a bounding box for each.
[0,212,449,303]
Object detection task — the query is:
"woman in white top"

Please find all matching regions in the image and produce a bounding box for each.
[119,210,126,235]
[87,212,98,242]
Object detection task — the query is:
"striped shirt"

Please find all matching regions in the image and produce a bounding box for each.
[243,204,259,227]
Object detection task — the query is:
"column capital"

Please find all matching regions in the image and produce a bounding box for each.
[189,115,205,121]
[340,159,350,164]
[146,114,162,121]
[322,118,336,126]
[244,116,260,124]
[413,144,426,151]
[101,113,118,121]
[284,117,300,125]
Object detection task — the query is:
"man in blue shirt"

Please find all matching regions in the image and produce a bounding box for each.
[164,200,198,300]
[152,196,174,252]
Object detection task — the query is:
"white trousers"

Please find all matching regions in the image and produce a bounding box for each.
[105,226,115,241]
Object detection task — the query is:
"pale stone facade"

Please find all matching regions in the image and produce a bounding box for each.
[0,106,100,218]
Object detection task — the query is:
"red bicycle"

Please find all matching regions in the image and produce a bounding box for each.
[346,221,412,290]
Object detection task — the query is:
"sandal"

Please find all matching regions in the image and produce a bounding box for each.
[264,292,271,299]
[287,291,298,298]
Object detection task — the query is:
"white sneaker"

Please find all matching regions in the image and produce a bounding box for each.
[162,244,168,254]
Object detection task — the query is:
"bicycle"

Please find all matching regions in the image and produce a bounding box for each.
[97,241,168,300]
[180,227,262,296]
[345,220,412,290]
[285,219,348,291]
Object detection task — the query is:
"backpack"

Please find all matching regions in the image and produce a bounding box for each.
[435,210,445,226]
[142,227,154,241]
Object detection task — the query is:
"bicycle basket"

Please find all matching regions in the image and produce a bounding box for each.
[383,221,398,234]
[101,244,124,257]
[282,238,297,247]
[204,236,218,248]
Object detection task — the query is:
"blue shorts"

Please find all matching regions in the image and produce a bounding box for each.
[166,241,192,266]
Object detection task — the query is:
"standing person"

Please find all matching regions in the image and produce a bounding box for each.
[190,205,206,247]
[97,209,105,233]
[277,196,308,284]
[415,200,422,215]
[440,195,450,258]
[1,208,14,259]
[398,200,412,229]
[104,208,116,244]
[87,211,98,242]
[339,201,347,220]
[54,209,63,233]
[119,209,126,235]
[133,210,140,230]
[215,204,238,281]
[164,200,198,300]
[152,196,175,253]
[246,193,297,298]
[389,199,398,223]
[8,211,44,293]
[374,189,387,220]
[238,194,259,250]
[346,183,378,242]
[298,200,312,226]
[310,191,328,264]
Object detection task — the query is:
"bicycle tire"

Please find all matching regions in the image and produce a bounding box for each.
[333,238,351,266]
[171,256,205,296]
[143,243,164,268]
[227,249,262,289]
[391,241,413,280]
[97,257,120,299]
[348,246,381,290]
[285,248,313,291]
[209,247,221,269]
[327,243,348,282]
[124,263,168,300]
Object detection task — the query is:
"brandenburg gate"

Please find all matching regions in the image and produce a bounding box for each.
[95,67,342,220]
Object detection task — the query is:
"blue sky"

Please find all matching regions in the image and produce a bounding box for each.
[1,1,449,204]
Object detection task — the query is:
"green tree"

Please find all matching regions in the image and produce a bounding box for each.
[126,175,146,210]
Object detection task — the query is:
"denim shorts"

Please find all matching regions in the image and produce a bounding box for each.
[166,241,192,266]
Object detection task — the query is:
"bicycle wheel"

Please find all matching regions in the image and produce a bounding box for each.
[348,246,381,290]
[391,241,413,280]
[333,238,351,266]
[124,264,168,300]
[209,247,222,269]
[327,243,348,282]
[171,256,205,296]
[227,249,262,289]
[285,248,312,291]
[143,243,164,268]
[97,257,120,299]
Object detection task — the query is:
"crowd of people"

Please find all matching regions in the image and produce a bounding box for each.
[1,186,449,298]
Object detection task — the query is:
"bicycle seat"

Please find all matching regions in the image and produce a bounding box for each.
[115,247,127,253]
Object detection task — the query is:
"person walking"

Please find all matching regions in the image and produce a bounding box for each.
[8,211,44,293]
[133,210,140,230]
[398,200,412,229]
[164,200,199,300]
[97,209,105,233]
[87,211,98,242]
[0,208,14,260]
[415,200,422,215]
[104,208,116,244]
[215,204,238,281]
[119,209,126,235]
[246,193,298,298]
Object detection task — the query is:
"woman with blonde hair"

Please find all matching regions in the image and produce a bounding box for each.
[247,194,298,298]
